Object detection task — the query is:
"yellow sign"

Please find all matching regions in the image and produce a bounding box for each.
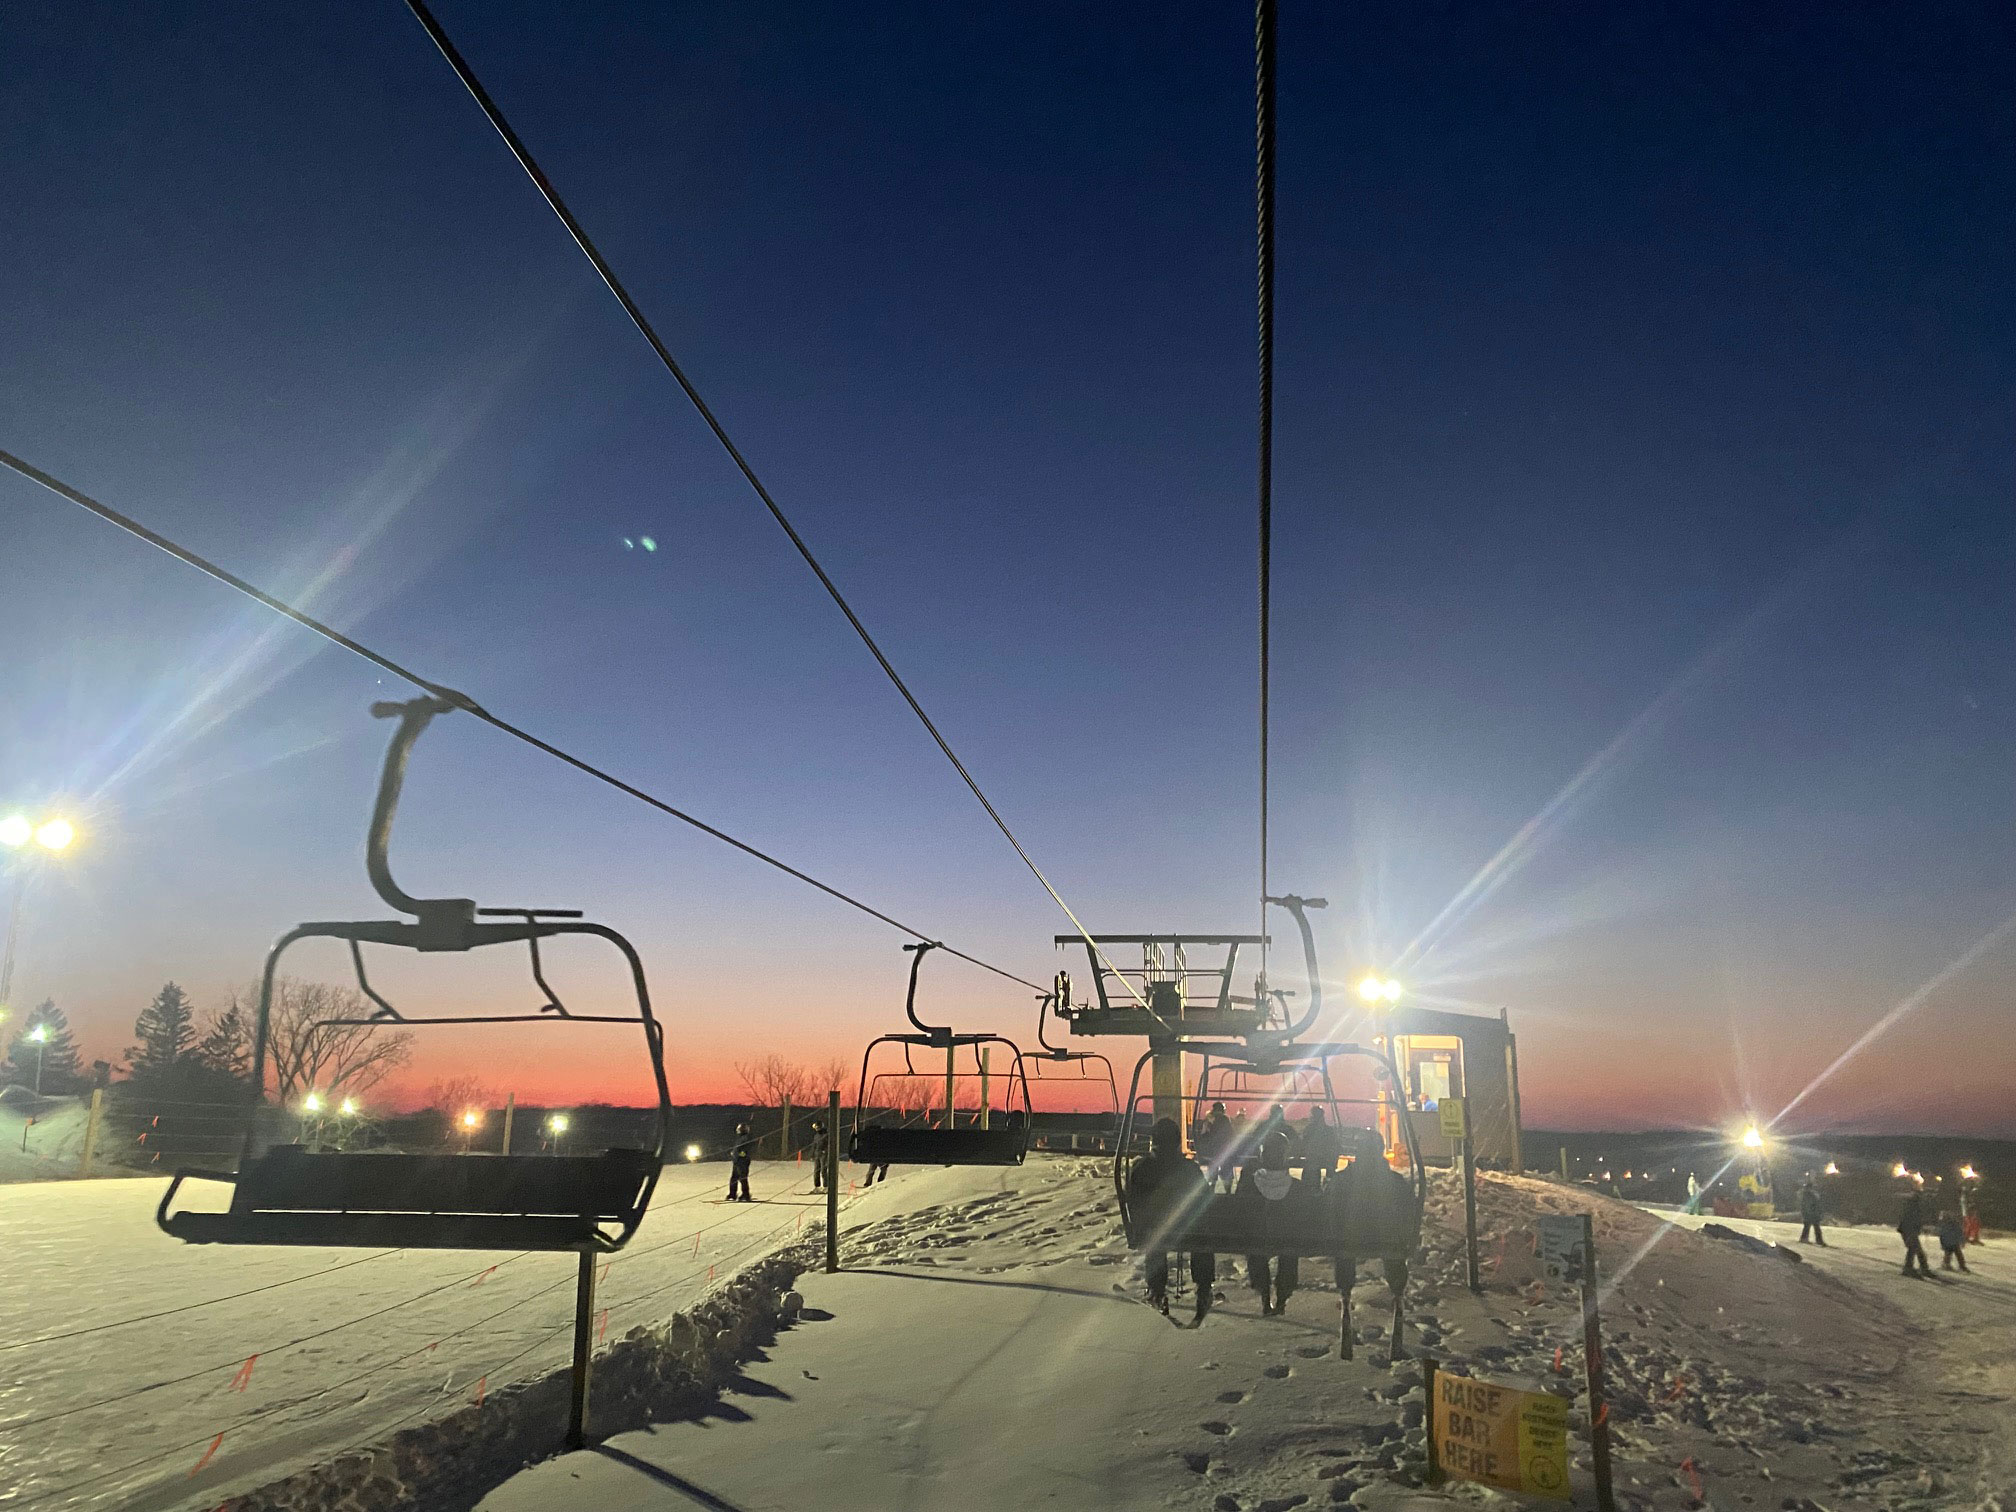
[1439,1096,1467,1141]
[1430,1370,1570,1500]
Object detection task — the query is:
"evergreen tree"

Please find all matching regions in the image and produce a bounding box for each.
[3,1000,83,1094]
[193,1002,251,1084]
[128,982,197,1083]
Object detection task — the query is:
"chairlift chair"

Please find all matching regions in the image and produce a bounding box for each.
[1029,983,1120,1151]
[158,698,673,1253]
[848,942,1032,1168]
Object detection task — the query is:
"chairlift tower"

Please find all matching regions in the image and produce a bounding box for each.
[1052,896,1327,1135]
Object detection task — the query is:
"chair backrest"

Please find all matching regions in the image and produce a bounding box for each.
[849,1125,1025,1167]
[231,1146,654,1218]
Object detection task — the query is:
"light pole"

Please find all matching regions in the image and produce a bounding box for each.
[460,1109,482,1153]
[546,1112,569,1154]
[1,814,78,1022]
[28,1022,48,1096]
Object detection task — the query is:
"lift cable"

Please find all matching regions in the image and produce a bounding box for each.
[399,0,1146,1015]
[1254,0,1278,971]
[0,447,1040,993]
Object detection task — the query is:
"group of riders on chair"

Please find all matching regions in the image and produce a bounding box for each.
[1126,1102,1414,1323]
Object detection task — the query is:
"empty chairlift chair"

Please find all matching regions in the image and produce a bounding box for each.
[158,697,673,1253]
[848,942,1032,1168]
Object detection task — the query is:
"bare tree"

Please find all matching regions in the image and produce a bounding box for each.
[813,1056,851,1102]
[732,1054,814,1112]
[422,1075,495,1115]
[237,978,414,1101]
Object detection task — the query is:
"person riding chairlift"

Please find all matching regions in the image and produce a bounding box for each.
[1235,1129,1309,1315]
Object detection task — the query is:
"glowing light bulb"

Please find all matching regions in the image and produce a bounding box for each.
[339,1098,358,1117]
[1960,1165,1978,1181]
[302,1093,322,1114]
[34,819,74,851]
[549,1114,570,1134]
[1823,1162,1840,1176]
[0,816,30,847]
[1740,1126,1764,1151]
[461,1110,481,1130]
[28,1024,48,1043]
[684,1144,702,1162]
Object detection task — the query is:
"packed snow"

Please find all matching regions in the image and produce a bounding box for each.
[0,1158,908,1510]
[6,1155,2009,1511]
[481,1162,2011,1512]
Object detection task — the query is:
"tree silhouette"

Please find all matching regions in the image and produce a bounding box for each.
[128,982,197,1083]
[3,1000,82,1094]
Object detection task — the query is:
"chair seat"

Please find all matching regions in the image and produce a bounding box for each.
[1140,1190,1418,1257]
[159,1146,656,1252]
[163,1209,612,1251]
[850,1126,1026,1167]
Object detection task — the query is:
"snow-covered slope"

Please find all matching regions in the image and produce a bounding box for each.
[480,1162,2009,1512]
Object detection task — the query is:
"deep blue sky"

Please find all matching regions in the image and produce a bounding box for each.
[4,3,2012,1130]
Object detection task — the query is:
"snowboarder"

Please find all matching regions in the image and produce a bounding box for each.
[1126,1117,1217,1319]
[728,1121,755,1202]
[1299,1106,1343,1188]
[1236,1130,1311,1316]
[809,1119,828,1191]
[1897,1186,1932,1276]
[1196,1102,1235,1191]
[1798,1173,1826,1245]
[1937,1208,1970,1272]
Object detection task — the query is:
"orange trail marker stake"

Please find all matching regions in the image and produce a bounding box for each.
[470,1265,497,1287]
[707,1264,716,1281]
[600,1259,612,1285]
[1680,1457,1703,1500]
[598,1308,609,1343]
[229,1354,258,1392]
[189,1433,225,1476]
[474,1375,487,1406]
[1553,1345,1564,1374]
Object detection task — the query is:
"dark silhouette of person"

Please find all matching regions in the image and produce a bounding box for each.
[1797,1173,1826,1245]
[728,1121,755,1202]
[1326,1126,1418,1355]
[1195,1103,1235,1192]
[1897,1187,1932,1276]
[1236,1130,1311,1315]
[810,1119,828,1191]
[1126,1117,1216,1319]
[1937,1208,1969,1272]
[1299,1107,1344,1188]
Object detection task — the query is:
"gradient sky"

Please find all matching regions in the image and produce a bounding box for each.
[4,3,2012,1133]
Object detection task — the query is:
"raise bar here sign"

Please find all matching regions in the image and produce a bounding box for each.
[1426,1364,1570,1500]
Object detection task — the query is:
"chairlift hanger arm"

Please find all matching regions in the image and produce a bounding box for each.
[1264,894,1327,1038]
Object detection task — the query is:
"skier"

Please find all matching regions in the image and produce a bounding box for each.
[728,1120,755,1202]
[1797,1172,1826,1245]
[809,1119,828,1192]
[1937,1208,1970,1272]
[1299,1106,1344,1188]
[1897,1185,1932,1277]
[1684,1172,1701,1215]
[1126,1117,1216,1320]
[1236,1130,1310,1315]
[1196,1102,1235,1191]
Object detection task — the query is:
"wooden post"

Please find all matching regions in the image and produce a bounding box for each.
[78,1088,104,1178]
[1504,1029,1525,1172]
[1559,1144,1569,1180]
[1422,1354,1441,1485]
[1577,1212,1617,1512]
[501,1093,515,1155]
[1463,1125,1481,1294]
[978,1048,990,1131]
[779,1094,792,1160]
[825,1089,841,1274]
[944,1046,956,1128]
[567,1249,597,1450]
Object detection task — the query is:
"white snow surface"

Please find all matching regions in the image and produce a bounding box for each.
[9,1158,2011,1512]
[0,1158,906,1510]
[477,1163,2014,1512]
